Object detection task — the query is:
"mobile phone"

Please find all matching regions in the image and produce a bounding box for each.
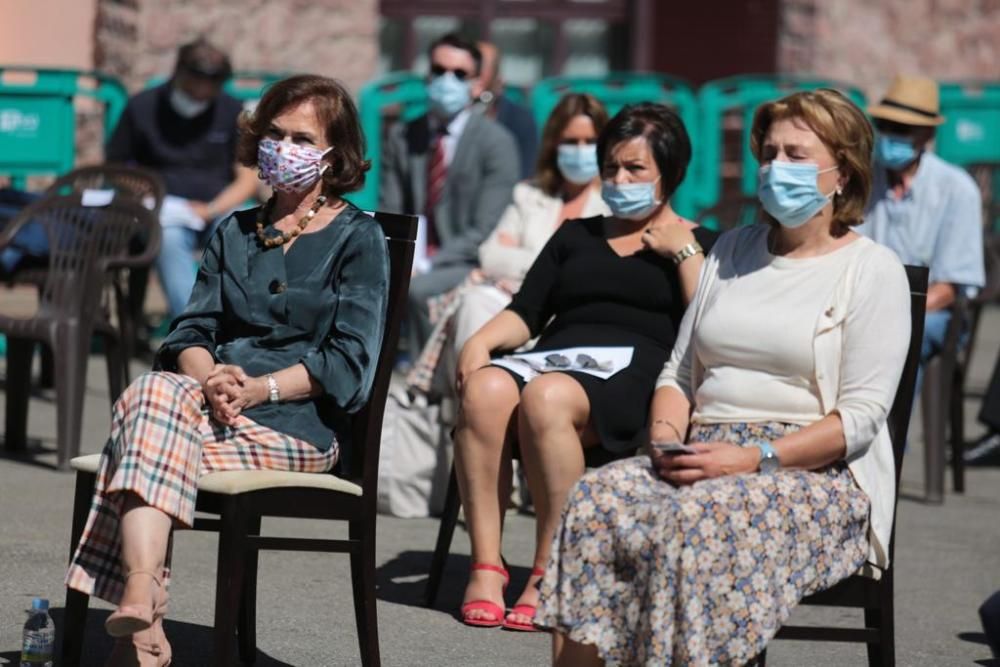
[650,441,697,456]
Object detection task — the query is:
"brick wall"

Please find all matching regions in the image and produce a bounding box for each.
[95,0,378,94]
[778,0,1000,99]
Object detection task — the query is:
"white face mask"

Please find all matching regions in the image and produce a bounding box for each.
[169,87,211,118]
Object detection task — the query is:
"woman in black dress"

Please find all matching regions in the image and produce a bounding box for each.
[454,103,716,630]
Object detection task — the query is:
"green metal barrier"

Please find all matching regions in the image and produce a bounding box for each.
[0,68,78,188]
[353,72,428,211]
[936,82,1000,167]
[696,75,866,214]
[530,73,700,217]
[0,67,129,188]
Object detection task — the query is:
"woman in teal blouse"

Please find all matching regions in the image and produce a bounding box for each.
[66,75,388,666]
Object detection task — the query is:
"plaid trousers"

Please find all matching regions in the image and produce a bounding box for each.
[65,371,339,604]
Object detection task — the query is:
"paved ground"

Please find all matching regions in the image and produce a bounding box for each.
[0,296,998,665]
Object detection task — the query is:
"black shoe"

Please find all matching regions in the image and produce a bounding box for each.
[964,431,1000,466]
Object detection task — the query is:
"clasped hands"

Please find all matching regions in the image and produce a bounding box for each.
[202,364,268,426]
[648,424,761,485]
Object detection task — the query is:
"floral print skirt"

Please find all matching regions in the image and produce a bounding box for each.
[534,422,870,666]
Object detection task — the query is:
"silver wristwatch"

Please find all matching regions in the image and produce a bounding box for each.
[754,441,780,474]
[266,374,280,404]
[673,241,704,266]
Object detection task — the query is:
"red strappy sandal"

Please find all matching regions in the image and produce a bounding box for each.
[502,567,545,632]
[460,563,510,628]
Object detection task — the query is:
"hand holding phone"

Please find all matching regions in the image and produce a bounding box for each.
[650,441,697,456]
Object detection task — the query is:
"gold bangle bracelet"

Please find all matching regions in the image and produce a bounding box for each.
[652,419,683,441]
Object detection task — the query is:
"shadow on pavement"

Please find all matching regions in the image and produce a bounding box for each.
[0,439,62,471]
[48,606,295,666]
[375,549,539,613]
[961,631,990,645]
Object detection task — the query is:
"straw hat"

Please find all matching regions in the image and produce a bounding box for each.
[868,75,945,126]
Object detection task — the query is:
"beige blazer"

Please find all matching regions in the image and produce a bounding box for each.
[478,181,610,283]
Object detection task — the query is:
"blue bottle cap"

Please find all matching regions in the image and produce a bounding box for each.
[32,598,49,611]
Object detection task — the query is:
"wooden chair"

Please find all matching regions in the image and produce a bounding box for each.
[923,232,1000,497]
[756,265,929,667]
[60,212,417,666]
[1,194,160,468]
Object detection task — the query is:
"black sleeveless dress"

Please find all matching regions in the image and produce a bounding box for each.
[498,216,717,456]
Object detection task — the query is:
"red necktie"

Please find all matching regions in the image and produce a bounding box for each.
[425,130,447,254]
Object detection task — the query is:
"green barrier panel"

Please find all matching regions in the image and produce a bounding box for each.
[353,72,428,211]
[0,67,78,188]
[937,82,1000,168]
[530,73,700,218]
[92,72,129,138]
[0,67,130,188]
[696,75,866,213]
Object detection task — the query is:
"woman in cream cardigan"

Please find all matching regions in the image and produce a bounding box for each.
[536,89,912,665]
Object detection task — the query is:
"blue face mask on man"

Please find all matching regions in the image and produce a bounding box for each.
[557,144,599,185]
[601,177,662,221]
[427,72,471,119]
[757,161,839,229]
[874,134,920,170]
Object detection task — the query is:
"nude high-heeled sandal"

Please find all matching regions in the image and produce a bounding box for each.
[105,569,162,638]
[106,576,171,667]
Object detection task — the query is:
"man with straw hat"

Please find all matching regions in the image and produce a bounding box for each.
[860,74,984,368]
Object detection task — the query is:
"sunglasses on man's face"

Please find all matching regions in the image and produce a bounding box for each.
[430,64,473,81]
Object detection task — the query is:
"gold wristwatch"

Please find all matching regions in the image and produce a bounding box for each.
[672,241,704,266]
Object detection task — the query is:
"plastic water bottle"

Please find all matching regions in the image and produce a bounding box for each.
[20,597,54,667]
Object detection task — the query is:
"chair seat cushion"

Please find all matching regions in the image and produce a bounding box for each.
[69,454,362,496]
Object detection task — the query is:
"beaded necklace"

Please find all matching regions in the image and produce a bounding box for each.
[255,195,327,248]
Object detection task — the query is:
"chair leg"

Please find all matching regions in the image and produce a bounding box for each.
[750,648,767,666]
[425,463,460,608]
[349,518,380,667]
[61,471,96,666]
[950,366,966,493]
[113,275,134,385]
[3,337,34,453]
[39,343,55,389]
[921,358,946,504]
[102,331,125,406]
[237,514,262,664]
[214,497,249,667]
[53,325,89,470]
[865,571,896,667]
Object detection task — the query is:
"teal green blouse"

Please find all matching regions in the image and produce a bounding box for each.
[155,203,390,456]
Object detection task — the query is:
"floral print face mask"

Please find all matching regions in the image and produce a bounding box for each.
[257,138,332,193]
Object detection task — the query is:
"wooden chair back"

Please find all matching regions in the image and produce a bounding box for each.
[345,212,417,496]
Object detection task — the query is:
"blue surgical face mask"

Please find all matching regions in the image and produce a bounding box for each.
[757,161,839,228]
[557,144,599,185]
[427,72,471,119]
[601,177,662,221]
[875,134,919,170]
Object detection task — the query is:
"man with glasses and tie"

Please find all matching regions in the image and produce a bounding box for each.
[379,33,519,361]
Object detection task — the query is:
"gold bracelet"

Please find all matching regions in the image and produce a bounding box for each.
[652,419,682,441]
